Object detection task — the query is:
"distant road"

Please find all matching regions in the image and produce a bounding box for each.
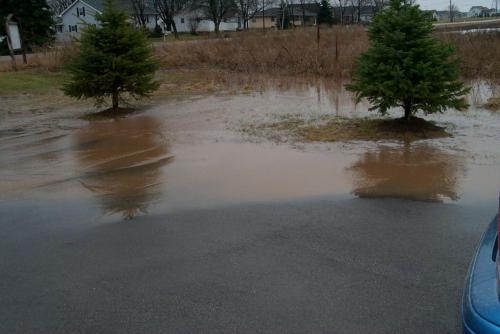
[434,18,500,30]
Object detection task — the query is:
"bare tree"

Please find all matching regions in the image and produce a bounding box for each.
[349,0,371,24]
[131,0,149,27]
[203,0,237,35]
[235,0,257,29]
[188,16,200,34]
[298,0,309,25]
[235,0,272,29]
[372,0,386,14]
[333,0,349,24]
[49,0,74,14]
[447,3,459,22]
[155,0,190,38]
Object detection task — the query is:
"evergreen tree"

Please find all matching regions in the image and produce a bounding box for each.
[317,0,334,26]
[346,0,469,121]
[63,0,159,111]
[0,0,55,54]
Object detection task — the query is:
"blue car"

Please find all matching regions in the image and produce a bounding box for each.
[462,214,500,334]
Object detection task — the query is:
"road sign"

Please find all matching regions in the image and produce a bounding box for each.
[7,21,21,50]
[4,14,27,70]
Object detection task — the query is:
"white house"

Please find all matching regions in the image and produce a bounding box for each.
[56,0,239,41]
[467,6,489,17]
[55,0,159,41]
[168,8,239,33]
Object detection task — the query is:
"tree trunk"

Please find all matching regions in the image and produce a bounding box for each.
[215,20,220,36]
[112,90,119,110]
[172,20,179,39]
[403,100,412,121]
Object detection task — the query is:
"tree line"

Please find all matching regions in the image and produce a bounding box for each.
[50,0,390,37]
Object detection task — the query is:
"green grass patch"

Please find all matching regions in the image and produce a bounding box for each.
[241,114,451,143]
[0,71,67,95]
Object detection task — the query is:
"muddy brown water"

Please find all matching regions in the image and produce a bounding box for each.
[0,79,499,219]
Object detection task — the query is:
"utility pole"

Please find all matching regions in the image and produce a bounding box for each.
[262,0,265,31]
[449,0,453,22]
[281,0,286,30]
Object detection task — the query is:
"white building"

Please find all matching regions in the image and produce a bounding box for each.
[55,0,159,41]
[55,0,239,41]
[467,6,489,17]
[168,8,239,33]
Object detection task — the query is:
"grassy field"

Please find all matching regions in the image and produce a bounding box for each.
[156,26,500,81]
[2,25,499,80]
[0,71,67,94]
[0,69,229,110]
[148,31,234,43]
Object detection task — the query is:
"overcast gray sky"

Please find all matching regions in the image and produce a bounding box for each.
[417,0,497,10]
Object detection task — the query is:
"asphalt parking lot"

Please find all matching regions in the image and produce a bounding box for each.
[0,196,492,333]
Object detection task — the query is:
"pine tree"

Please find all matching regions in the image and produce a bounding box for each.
[63,0,159,111]
[346,0,469,121]
[0,0,55,54]
[317,0,334,26]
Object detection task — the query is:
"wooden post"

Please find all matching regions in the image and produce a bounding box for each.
[335,28,338,61]
[316,20,320,46]
[262,0,265,32]
[17,19,28,65]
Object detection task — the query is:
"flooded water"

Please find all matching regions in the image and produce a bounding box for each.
[0,78,499,219]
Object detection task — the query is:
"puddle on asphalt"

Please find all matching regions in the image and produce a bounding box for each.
[0,78,499,219]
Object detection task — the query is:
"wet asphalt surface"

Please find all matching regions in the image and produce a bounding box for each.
[0,196,493,334]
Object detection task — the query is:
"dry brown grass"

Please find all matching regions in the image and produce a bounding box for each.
[482,97,500,110]
[0,43,77,72]
[156,26,368,77]
[241,114,450,143]
[2,27,498,82]
[157,27,500,81]
[437,31,500,80]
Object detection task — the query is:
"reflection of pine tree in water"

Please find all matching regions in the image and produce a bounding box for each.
[74,116,173,219]
[348,143,465,202]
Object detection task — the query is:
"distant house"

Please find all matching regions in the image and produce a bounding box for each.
[56,0,159,41]
[435,10,449,20]
[249,6,318,29]
[168,8,239,33]
[55,0,239,40]
[486,8,499,16]
[468,6,490,17]
[422,10,439,21]
[332,6,378,24]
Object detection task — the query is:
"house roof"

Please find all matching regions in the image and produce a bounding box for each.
[469,6,489,10]
[59,0,158,17]
[332,5,376,17]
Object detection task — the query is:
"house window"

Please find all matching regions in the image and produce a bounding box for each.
[56,25,63,33]
[69,25,78,32]
[181,18,185,23]
[271,16,275,22]
[77,7,85,17]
